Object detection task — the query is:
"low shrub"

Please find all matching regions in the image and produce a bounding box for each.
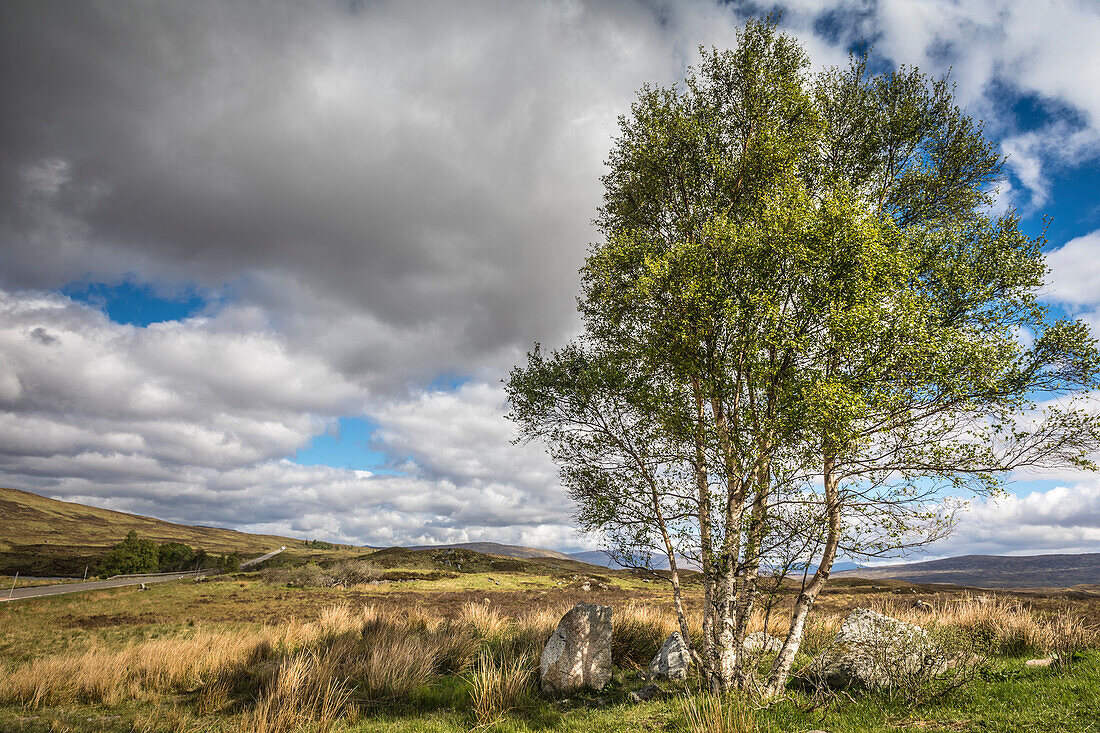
[326,559,380,586]
[260,560,381,588]
[260,562,329,588]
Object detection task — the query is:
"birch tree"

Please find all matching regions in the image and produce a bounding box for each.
[507,18,1100,695]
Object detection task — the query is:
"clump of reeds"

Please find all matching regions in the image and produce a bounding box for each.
[466,649,535,727]
[680,693,758,733]
[611,602,680,669]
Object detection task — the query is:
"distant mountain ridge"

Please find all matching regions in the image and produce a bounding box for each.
[834,553,1100,588]
[404,541,577,562]
[568,549,860,574]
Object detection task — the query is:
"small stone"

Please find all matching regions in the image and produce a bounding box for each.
[648,632,692,680]
[629,683,663,703]
[1025,657,1055,667]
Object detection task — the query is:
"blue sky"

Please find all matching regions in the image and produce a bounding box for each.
[2,0,1099,556]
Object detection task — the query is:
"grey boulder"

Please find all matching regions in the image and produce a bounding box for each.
[743,631,782,655]
[540,603,613,693]
[648,631,692,680]
[819,608,946,689]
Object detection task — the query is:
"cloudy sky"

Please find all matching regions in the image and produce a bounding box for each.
[2,0,1099,558]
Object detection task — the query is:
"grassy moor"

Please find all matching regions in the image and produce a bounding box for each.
[1,490,1099,732]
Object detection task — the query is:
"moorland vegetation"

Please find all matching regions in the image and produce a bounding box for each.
[1,554,1098,732]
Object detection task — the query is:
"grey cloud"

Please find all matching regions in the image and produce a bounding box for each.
[1,0,749,392]
[28,327,57,345]
[3,1,1100,552]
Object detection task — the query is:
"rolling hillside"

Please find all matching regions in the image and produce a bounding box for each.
[0,488,595,576]
[835,553,1100,588]
[405,541,576,562]
[0,487,313,575]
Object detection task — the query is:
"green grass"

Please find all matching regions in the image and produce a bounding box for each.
[1,655,1097,732]
[2,548,1098,733]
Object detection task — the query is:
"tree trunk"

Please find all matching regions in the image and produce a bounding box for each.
[763,454,842,698]
[649,475,694,658]
[730,461,770,688]
[691,376,719,690]
[710,392,747,691]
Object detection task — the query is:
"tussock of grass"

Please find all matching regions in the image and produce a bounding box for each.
[612,602,680,668]
[867,595,1100,656]
[466,649,536,727]
[681,693,758,733]
[240,647,352,733]
[458,600,509,639]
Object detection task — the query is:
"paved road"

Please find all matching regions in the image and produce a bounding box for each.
[2,546,285,602]
[241,546,285,568]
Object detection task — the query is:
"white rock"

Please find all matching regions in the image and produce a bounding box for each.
[820,608,945,689]
[540,603,613,693]
[743,631,782,655]
[648,631,692,680]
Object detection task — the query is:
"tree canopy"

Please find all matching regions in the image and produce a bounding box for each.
[507,18,1100,695]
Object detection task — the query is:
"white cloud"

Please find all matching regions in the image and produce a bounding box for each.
[1045,231,1100,307]
[928,481,1100,556]
[0,286,579,548]
[2,1,1100,554]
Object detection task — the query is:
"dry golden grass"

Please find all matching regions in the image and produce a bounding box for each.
[681,693,758,733]
[867,595,1100,656]
[3,597,1095,732]
[0,627,279,708]
[466,649,535,727]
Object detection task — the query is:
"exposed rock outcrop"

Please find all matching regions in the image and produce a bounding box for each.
[819,608,946,689]
[540,603,613,693]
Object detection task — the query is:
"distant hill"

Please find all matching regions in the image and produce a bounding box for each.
[834,553,1100,588]
[405,541,577,562]
[0,487,308,575]
[568,550,625,568]
[568,550,860,575]
[567,550,688,570]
